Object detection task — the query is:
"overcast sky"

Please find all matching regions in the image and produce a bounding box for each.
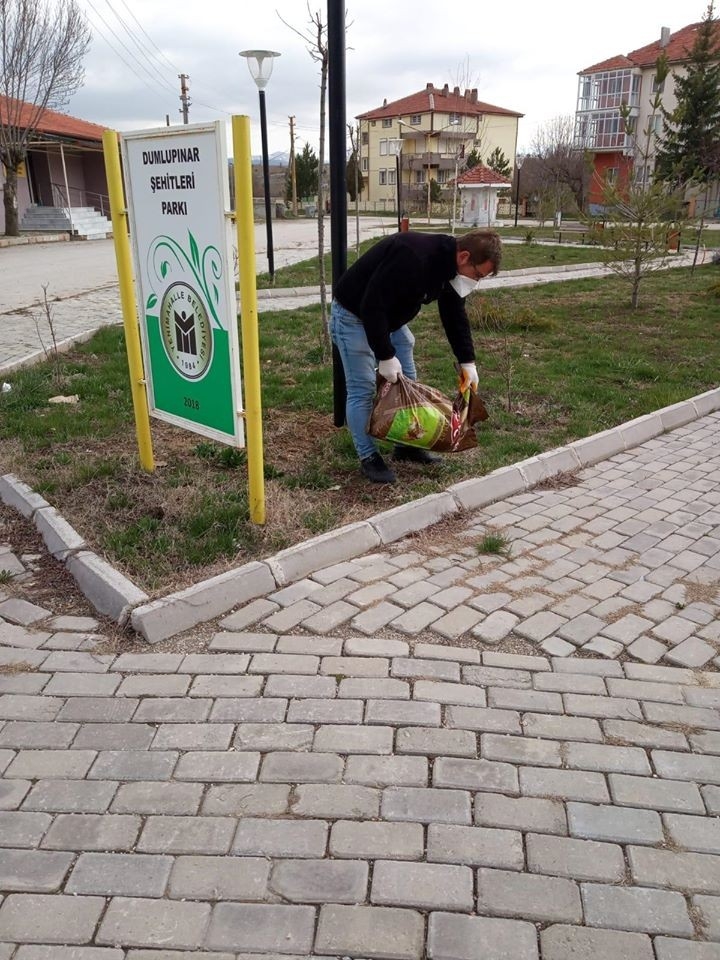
[68,0,705,158]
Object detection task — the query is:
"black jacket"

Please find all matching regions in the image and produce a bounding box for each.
[333,231,475,363]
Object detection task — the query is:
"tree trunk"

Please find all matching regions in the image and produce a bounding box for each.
[3,165,20,237]
[317,54,330,358]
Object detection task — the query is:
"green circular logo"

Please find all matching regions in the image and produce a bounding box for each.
[159,281,213,380]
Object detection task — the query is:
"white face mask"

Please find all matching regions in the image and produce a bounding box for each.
[449,274,480,298]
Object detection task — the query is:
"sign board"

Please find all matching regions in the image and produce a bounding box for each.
[120,121,244,446]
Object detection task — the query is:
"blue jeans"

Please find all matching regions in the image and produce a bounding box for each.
[330,299,416,460]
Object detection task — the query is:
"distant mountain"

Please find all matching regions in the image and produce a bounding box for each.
[252,152,289,166]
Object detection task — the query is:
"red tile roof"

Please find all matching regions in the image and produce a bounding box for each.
[580,20,720,74]
[580,55,636,73]
[456,164,511,186]
[357,84,522,121]
[0,96,108,142]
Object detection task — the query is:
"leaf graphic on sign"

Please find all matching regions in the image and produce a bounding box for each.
[212,283,220,304]
[160,261,169,279]
[146,293,158,310]
[189,231,200,270]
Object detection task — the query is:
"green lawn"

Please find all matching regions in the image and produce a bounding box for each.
[1,259,718,593]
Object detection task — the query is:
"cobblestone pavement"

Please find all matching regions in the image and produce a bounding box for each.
[1,416,720,956]
[200,411,720,673]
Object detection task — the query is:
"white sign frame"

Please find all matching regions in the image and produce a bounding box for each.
[120,121,244,447]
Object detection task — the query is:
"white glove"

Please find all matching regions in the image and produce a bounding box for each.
[460,362,479,391]
[378,357,402,383]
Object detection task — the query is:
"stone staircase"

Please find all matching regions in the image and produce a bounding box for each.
[20,205,112,240]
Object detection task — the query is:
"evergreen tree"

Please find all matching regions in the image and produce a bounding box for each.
[346,149,364,201]
[655,2,720,185]
[465,148,482,170]
[486,147,512,178]
[289,143,319,201]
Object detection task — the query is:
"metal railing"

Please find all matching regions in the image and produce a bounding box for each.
[50,182,110,217]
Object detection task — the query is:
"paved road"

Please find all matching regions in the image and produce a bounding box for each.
[1,411,720,957]
[0,217,401,314]
[1,220,719,956]
[0,217,402,372]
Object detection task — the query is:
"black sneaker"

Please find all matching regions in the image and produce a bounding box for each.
[360,452,397,484]
[394,445,442,465]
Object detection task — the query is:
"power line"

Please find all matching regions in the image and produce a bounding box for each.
[114,0,183,75]
[96,0,180,93]
[91,0,233,118]
[83,0,177,96]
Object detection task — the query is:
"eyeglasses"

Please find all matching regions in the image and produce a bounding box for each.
[471,260,494,280]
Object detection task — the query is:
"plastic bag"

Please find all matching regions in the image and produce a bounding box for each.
[367,374,488,453]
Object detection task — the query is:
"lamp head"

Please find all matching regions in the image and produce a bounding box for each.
[386,138,403,157]
[516,154,526,170]
[240,49,281,90]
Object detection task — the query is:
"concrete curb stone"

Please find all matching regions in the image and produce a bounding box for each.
[516,448,582,487]
[66,551,148,625]
[266,522,381,587]
[568,428,625,467]
[3,385,720,642]
[618,414,664,450]
[448,465,527,512]
[660,400,700,431]
[369,493,459,544]
[0,474,50,518]
[130,561,277,644]
[34,506,86,560]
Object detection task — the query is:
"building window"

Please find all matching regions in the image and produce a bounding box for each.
[649,114,663,135]
[410,114,422,125]
[652,74,665,94]
[379,169,387,185]
[574,110,625,149]
[361,157,368,172]
[437,169,449,184]
[605,167,618,184]
[449,113,461,125]
[634,163,650,185]
[388,168,396,185]
[577,68,640,112]
[382,118,392,127]
[361,132,368,145]
[415,170,426,184]
[379,139,388,155]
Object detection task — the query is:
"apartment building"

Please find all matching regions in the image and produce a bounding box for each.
[575,20,720,214]
[356,83,522,209]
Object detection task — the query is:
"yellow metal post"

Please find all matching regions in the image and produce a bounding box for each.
[232,115,265,525]
[102,130,155,472]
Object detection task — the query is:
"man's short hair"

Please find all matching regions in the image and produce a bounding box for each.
[456,229,502,276]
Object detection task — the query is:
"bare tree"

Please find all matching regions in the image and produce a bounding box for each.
[0,0,91,236]
[279,5,331,355]
[598,59,687,309]
[531,115,590,215]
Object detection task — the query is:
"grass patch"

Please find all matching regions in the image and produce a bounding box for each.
[0,569,15,584]
[477,533,512,558]
[1,262,718,595]
[258,235,613,289]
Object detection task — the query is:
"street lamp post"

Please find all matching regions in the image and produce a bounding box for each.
[386,138,403,231]
[240,49,280,280]
[514,154,525,228]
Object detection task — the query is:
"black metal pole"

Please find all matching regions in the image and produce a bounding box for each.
[259,88,274,279]
[396,153,401,231]
[328,0,348,427]
[514,167,521,229]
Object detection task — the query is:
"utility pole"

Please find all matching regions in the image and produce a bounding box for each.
[179,74,191,124]
[289,115,298,217]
